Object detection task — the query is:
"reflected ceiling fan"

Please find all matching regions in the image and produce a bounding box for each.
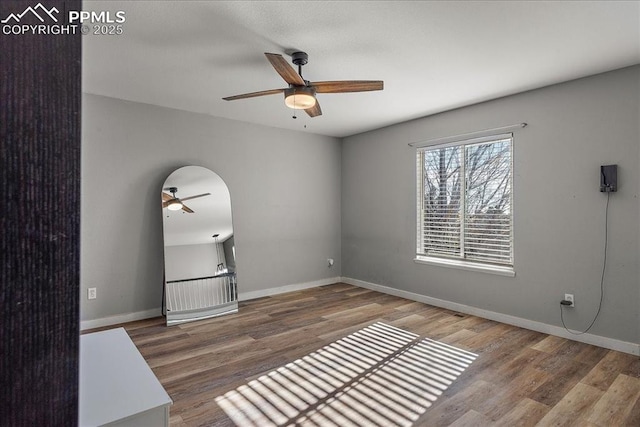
[162,187,211,213]
[223,52,383,117]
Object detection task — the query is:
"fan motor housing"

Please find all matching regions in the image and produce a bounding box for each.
[291,51,308,66]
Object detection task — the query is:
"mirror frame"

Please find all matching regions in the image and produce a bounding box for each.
[161,166,237,326]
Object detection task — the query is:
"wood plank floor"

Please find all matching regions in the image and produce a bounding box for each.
[90,283,640,426]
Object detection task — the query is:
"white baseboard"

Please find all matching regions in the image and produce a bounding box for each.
[80,277,341,330]
[342,277,640,356]
[239,276,341,301]
[80,308,162,331]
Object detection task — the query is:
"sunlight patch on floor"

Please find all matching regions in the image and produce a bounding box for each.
[215,322,477,426]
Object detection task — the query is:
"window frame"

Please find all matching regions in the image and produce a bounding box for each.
[415,133,515,277]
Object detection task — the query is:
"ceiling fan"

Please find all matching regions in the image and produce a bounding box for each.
[162,187,211,213]
[223,51,383,117]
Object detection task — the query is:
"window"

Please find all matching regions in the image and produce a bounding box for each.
[416,133,513,272]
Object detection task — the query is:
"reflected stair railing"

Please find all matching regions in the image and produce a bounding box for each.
[165,272,237,324]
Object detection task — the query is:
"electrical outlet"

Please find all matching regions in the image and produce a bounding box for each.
[88,287,97,300]
[564,293,574,307]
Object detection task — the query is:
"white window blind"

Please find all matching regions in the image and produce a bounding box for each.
[417,134,513,266]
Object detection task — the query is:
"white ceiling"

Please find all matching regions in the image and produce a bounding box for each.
[82,1,640,138]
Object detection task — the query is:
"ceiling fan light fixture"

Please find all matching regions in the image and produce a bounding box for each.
[284,86,316,110]
[167,199,183,211]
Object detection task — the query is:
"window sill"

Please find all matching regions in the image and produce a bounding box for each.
[414,256,515,277]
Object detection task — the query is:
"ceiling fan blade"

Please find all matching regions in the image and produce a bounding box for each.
[305,101,322,118]
[311,80,384,93]
[162,193,178,208]
[182,204,194,213]
[223,88,285,101]
[180,193,211,202]
[265,53,305,86]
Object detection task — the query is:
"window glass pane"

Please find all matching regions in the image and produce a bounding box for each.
[464,139,512,264]
[422,146,461,257]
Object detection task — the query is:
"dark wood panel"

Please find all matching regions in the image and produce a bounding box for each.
[0,1,81,425]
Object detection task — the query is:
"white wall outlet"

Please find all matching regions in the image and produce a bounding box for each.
[88,287,97,300]
[564,293,574,307]
[327,258,334,267]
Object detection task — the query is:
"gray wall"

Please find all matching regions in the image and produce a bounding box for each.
[342,66,639,344]
[164,243,219,282]
[81,94,341,321]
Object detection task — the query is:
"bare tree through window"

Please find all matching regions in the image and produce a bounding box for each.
[419,136,512,265]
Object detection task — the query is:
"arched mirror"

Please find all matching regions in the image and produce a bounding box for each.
[161,166,237,326]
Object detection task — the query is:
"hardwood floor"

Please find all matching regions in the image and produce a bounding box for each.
[94,283,640,426]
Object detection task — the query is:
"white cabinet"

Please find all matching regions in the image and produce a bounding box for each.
[79,328,172,426]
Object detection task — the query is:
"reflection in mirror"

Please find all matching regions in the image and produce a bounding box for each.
[162,166,237,326]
